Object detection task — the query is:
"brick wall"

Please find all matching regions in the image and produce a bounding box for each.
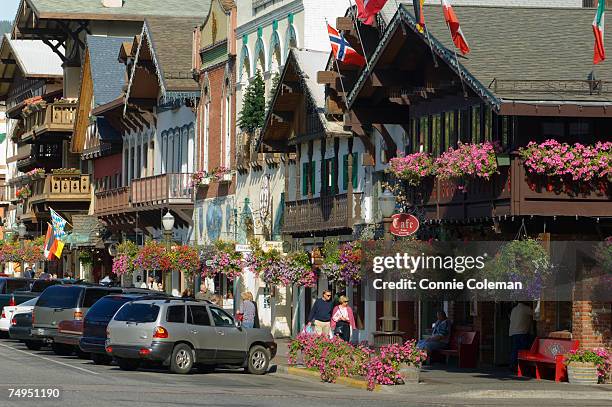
[572,301,612,349]
[196,62,236,200]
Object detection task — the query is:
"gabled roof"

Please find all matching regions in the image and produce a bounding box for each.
[24,0,212,20]
[86,35,132,107]
[261,48,349,148]
[0,34,63,99]
[349,4,612,110]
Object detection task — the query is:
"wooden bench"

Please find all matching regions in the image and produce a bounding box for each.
[517,337,579,382]
[431,328,480,368]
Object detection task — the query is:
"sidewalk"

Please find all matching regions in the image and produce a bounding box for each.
[270,338,612,401]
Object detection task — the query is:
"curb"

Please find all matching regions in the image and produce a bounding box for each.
[273,365,380,392]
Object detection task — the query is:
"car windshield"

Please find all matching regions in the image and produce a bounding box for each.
[114,303,160,323]
[36,286,83,309]
[88,297,132,320]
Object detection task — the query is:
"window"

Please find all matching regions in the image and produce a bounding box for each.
[87,297,132,320]
[37,286,83,308]
[432,114,441,156]
[501,116,510,148]
[5,279,30,293]
[471,105,481,143]
[542,122,564,138]
[187,305,211,326]
[410,118,418,153]
[322,158,336,194]
[444,111,457,149]
[419,116,429,152]
[301,161,316,197]
[114,303,160,323]
[83,289,119,308]
[203,103,210,172]
[209,307,234,327]
[166,305,185,323]
[224,89,232,167]
[484,108,493,142]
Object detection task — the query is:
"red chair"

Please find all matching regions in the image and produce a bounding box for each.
[517,337,579,382]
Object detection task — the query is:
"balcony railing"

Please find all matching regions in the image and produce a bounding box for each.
[131,173,194,206]
[21,100,77,140]
[28,173,91,204]
[283,193,350,234]
[95,187,131,216]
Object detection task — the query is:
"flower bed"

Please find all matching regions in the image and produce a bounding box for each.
[288,333,426,390]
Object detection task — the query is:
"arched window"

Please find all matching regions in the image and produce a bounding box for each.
[239,44,252,83]
[268,31,282,73]
[284,24,298,57]
[254,37,266,75]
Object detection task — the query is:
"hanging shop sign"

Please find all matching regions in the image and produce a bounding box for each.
[390,213,420,237]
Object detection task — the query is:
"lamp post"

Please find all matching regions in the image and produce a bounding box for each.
[161,211,175,294]
[379,190,396,333]
[18,222,27,277]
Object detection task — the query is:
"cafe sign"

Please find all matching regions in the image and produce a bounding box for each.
[389,213,420,237]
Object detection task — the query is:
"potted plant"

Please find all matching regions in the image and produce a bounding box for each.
[564,349,610,385]
[192,171,212,187]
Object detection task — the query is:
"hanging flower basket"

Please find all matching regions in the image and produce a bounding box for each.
[15,185,32,201]
[320,240,363,286]
[133,241,172,272]
[387,152,435,186]
[435,142,499,180]
[200,240,245,281]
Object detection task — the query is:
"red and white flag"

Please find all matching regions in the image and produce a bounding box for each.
[355,0,389,26]
[328,24,366,68]
[442,0,470,55]
[593,0,606,65]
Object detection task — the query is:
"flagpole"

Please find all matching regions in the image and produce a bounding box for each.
[423,25,439,69]
[325,18,351,109]
[441,0,467,97]
[346,0,372,73]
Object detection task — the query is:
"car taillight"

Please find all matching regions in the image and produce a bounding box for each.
[1,311,5,319]
[8,296,15,307]
[105,346,113,354]
[153,326,168,339]
[139,348,151,357]
[73,311,84,320]
[11,318,16,326]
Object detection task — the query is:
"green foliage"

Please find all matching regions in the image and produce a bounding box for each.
[238,70,265,134]
[79,251,93,266]
[266,72,281,112]
[116,240,139,258]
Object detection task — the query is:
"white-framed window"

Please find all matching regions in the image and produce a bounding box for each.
[203,102,210,172]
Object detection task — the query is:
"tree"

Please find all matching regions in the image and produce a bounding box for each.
[238,70,265,134]
[0,21,12,35]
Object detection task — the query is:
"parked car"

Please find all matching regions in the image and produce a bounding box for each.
[106,299,277,374]
[0,297,38,337]
[31,285,123,355]
[0,278,72,309]
[80,292,170,365]
[8,312,43,350]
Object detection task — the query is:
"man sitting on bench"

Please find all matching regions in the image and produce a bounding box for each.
[418,310,451,353]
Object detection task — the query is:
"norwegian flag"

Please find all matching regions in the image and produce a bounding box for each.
[328,24,366,68]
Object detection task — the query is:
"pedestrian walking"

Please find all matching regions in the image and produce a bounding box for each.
[331,295,356,342]
[238,292,257,328]
[307,290,333,336]
[509,302,533,371]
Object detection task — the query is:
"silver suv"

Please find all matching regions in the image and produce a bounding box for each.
[106,299,277,374]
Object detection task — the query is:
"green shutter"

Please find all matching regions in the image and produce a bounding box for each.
[331,159,337,192]
[352,153,359,189]
[310,161,315,195]
[342,154,349,191]
[302,162,308,196]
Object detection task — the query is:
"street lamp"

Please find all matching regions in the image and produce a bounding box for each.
[161,211,175,294]
[18,222,27,277]
[380,189,396,242]
[379,190,397,334]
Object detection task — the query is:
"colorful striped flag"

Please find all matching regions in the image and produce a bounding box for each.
[328,24,366,67]
[442,0,470,55]
[43,223,56,260]
[413,0,425,33]
[593,0,606,65]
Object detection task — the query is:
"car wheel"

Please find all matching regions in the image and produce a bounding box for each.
[247,345,270,375]
[24,340,43,351]
[116,357,140,371]
[52,343,74,356]
[170,344,194,374]
[91,353,113,365]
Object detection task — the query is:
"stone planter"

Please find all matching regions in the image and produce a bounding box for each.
[567,362,598,385]
[398,363,420,383]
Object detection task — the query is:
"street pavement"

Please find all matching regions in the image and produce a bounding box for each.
[0,339,610,407]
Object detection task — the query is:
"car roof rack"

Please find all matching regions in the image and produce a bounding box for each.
[162,298,212,304]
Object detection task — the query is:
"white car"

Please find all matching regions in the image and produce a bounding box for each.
[0,297,38,333]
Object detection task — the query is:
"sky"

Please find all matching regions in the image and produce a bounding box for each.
[1,0,20,21]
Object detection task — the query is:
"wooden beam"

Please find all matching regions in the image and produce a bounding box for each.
[336,17,354,32]
[317,70,339,85]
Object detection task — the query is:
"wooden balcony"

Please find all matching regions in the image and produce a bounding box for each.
[283,193,352,234]
[407,158,612,220]
[95,187,130,216]
[21,100,77,141]
[16,143,63,172]
[28,173,91,204]
[131,173,194,207]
